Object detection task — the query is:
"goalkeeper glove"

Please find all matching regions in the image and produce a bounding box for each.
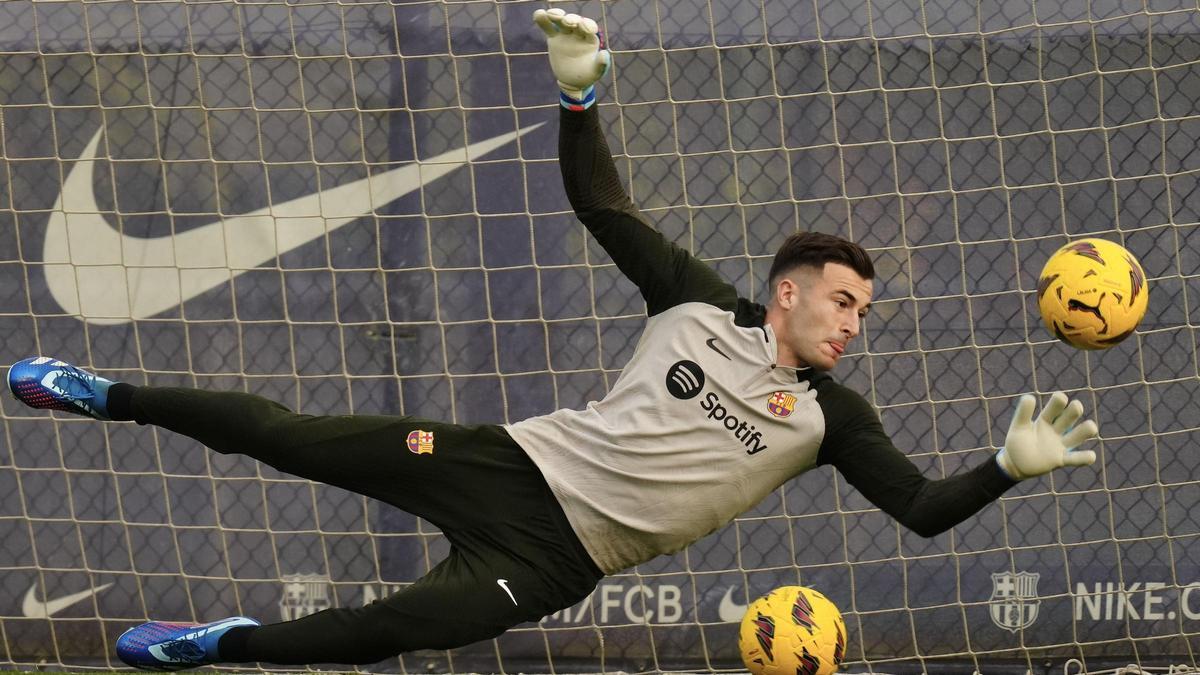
[995,392,1099,481]
[534,8,611,109]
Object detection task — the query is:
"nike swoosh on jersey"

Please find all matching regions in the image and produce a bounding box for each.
[43,124,542,325]
[717,585,748,623]
[706,337,732,360]
[22,582,114,618]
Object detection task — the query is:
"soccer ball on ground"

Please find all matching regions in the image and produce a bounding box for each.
[738,585,846,675]
[1037,237,1149,350]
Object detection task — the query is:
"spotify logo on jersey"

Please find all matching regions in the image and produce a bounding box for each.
[666,360,705,399]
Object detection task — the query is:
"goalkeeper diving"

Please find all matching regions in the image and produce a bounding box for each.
[6,10,1099,670]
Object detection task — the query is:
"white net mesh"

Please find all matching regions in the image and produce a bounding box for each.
[2,0,1200,672]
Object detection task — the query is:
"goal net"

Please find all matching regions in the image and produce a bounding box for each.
[1,0,1199,672]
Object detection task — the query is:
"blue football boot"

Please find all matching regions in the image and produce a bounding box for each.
[116,616,260,671]
[7,356,114,420]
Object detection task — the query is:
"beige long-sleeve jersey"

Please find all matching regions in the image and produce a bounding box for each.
[505,107,1015,575]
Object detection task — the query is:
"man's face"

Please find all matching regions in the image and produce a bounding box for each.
[772,262,874,370]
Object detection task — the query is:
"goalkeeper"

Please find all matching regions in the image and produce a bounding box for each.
[5,9,1099,672]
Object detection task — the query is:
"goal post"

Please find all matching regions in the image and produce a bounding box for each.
[1,0,1198,672]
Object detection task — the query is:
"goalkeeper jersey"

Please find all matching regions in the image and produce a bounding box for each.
[504,106,1016,575]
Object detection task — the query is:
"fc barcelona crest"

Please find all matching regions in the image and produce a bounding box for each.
[767,392,797,418]
[406,430,435,455]
[279,573,332,621]
[989,571,1040,632]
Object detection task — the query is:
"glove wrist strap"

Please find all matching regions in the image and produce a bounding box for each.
[560,85,596,111]
[995,448,1023,481]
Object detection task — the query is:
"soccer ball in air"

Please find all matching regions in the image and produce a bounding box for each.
[738,585,847,675]
[1037,238,1148,350]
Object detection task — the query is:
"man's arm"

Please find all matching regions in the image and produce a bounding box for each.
[815,383,1097,537]
[560,107,738,314]
[538,9,738,315]
[816,383,1016,537]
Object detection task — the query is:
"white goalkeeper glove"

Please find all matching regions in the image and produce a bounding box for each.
[995,392,1099,481]
[534,8,611,109]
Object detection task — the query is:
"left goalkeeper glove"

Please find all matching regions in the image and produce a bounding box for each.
[995,392,1099,481]
[534,8,611,108]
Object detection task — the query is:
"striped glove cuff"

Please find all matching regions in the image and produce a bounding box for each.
[560,85,596,111]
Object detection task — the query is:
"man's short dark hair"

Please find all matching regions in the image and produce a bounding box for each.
[767,231,875,288]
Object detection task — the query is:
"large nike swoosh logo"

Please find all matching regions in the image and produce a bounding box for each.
[43,124,542,325]
[718,585,748,623]
[22,582,113,618]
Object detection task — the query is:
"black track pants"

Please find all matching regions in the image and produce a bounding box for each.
[127,387,603,665]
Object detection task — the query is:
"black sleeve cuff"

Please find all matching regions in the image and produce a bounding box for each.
[974,454,1021,497]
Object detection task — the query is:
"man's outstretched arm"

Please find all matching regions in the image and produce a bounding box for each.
[536,9,738,315]
[816,384,1099,537]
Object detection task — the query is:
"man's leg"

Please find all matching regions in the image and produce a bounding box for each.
[128,544,578,667]
[10,357,595,556]
[121,385,497,522]
[7,356,490,523]
[118,475,604,669]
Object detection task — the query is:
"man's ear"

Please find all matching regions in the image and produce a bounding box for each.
[775,277,797,310]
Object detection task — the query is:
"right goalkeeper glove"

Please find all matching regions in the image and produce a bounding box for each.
[534,8,611,109]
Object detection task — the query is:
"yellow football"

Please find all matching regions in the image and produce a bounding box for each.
[738,586,847,675]
[1037,238,1148,350]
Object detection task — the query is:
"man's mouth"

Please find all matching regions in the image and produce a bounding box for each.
[829,341,845,355]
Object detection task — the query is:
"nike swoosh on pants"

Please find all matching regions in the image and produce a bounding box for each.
[496,578,518,606]
[22,582,114,618]
[43,124,542,325]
